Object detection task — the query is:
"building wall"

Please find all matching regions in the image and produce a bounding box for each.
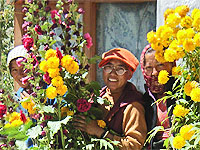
[96,2,156,93]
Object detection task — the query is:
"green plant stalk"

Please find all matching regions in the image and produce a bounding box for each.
[58,96,65,149]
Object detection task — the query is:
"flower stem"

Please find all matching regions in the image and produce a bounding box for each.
[58,96,65,149]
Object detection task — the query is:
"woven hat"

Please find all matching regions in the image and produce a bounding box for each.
[98,48,139,74]
[7,45,28,66]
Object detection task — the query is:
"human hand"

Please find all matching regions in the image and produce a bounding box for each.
[20,90,31,99]
[73,115,104,138]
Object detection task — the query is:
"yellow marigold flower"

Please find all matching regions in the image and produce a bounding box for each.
[175,5,189,18]
[180,125,195,140]
[166,13,181,28]
[45,49,57,60]
[65,61,79,74]
[47,57,60,69]
[164,8,175,20]
[180,16,192,28]
[160,26,173,41]
[61,55,73,68]
[191,8,200,19]
[11,119,23,127]
[194,32,200,47]
[21,101,28,109]
[39,60,48,72]
[172,66,182,76]
[177,29,187,45]
[147,30,157,44]
[164,48,177,62]
[184,81,198,96]
[48,68,60,78]
[27,102,36,115]
[186,28,195,38]
[151,42,163,51]
[46,86,57,99]
[173,135,186,149]
[183,38,195,52]
[190,87,200,102]
[97,120,106,128]
[67,111,74,116]
[155,50,166,63]
[158,70,169,84]
[173,105,189,117]
[57,84,68,96]
[52,76,64,87]
[156,25,165,38]
[9,112,20,123]
[192,11,200,31]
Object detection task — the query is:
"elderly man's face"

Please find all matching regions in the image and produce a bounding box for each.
[102,59,132,94]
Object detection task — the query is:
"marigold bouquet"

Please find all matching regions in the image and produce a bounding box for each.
[147,5,200,150]
[0,0,118,149]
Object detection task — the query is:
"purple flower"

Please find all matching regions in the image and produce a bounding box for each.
[78,8,85,14]
[84,33,93,49]
[45,6,51,12]
[22,21,32,32]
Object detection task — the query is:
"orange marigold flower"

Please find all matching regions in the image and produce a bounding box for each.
[97,120,106,128]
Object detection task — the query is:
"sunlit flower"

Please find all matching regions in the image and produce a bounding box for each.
[184,81,198,96]
[173,135,186,149]
[166,13,181,28]
[47,68,60,78]
[97,120,106,128]
[180,124,195,140]
[173,105,189,117]
[39,60,48,72]
[147,30,157,44]
[190,87,200,102]
[45,49,57,60]
[57,84,68,96]
[158,70,169,84]
[175,5,189,18]
[183,38,195,52]
[52,76,64,87]
[164,48,177,62]
[164,8,174,20]
[155,50,166,63]
[194,32,200,47]
[47,57,60,69]
[172,66,182,76]
[46,86,57,99]
[180,16,192,28]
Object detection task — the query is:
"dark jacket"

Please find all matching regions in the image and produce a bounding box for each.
[143,78,176,149]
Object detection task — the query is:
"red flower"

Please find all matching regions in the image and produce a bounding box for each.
[56,47,63,61]
[0,104,7,118]
[84,33,93,49]
[51,10,61,24]
[77,98,91,112]
[23,37,34,51]
[35,25,43,35]
[43,72,51,84]
[20,110,27,123]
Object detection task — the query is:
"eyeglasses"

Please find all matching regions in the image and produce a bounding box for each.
[102,65,127,76]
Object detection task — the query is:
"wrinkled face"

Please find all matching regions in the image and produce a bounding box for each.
[102,59,132,94]
[10,59,29,88]
[144,51,173,94]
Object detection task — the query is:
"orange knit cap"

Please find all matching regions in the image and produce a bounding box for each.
[98,48,139,74]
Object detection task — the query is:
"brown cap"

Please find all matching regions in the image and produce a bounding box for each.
[98,48,139,74]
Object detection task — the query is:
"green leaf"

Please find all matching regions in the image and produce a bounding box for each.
[42,105,55,113]
[39,50,46,59]
[88,55,101,64]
